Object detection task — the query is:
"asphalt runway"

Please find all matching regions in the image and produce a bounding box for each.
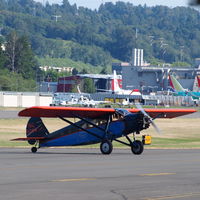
[1,148,200,200]
[0,110,19,118]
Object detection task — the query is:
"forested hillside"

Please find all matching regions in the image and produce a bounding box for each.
[1,0,200,65]
[0,0,200,91]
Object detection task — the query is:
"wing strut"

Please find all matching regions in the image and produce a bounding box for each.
[59,116,103,140]
[69,114,114,140]
[72,114,107,132]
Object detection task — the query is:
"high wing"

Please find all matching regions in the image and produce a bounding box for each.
[18,106,196,119]
[19,106,116,118]
[131,108,196,119]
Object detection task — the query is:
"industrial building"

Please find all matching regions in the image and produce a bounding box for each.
[113,49,200,94]
[55,74,122,93]
[39,74,122,93]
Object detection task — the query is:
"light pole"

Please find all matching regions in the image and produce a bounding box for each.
[180,46,184,62]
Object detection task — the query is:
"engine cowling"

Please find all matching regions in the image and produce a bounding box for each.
[123,112,150,135]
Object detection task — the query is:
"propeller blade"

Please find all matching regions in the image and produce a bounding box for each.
[135,103,150,118]
[150,119,162,134]
[135,103,162,134]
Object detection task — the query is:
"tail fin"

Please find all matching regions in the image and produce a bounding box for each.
[26,117,49,138]
[113,70,121,93]
[169,74,185,92]
[77,84,81,94]
[193,75,200,92]
[197,75,200,88]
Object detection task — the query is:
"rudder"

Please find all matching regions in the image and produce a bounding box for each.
[26,117,49,144]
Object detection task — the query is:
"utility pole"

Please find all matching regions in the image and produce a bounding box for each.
[0,27,2,36]
[180,46,184,62]
[135,28,138,39]
[131,28,139,65]
[135,28,138,48]
[148,35,154,46]
[53,15,61,22]
[159,38,168,60]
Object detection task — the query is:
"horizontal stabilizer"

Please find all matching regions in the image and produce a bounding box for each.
[11,137,45,141]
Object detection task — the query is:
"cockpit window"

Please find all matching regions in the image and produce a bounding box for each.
[115,108,130,116]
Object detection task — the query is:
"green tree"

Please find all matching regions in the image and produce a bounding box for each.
[72,68,78,75]
[80,69,88,74]
[5,31,18,72]
[0,73,13,90]
[15,35,37,79]
[82,78,95,93]
[0,69,36,91]
[109,26,135,61]
[171,62,190,67]
[100,67,107,74]
[5,32,38,79]
[43,70,71,82]
[0,41,6,69]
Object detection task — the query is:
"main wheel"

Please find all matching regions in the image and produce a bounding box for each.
[100,140,113,155]
[31,147,37,153]
[131,140,144,155]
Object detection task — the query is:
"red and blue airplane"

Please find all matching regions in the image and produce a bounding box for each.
[12,106,196,155]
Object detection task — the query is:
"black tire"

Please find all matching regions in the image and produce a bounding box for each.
[100,140,113,155]
[131,140,144,155]
[31,147,37,153]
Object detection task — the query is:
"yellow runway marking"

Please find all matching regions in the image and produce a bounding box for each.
[52,178,96,182]
[143,192,200,200]
[139,173,176,176]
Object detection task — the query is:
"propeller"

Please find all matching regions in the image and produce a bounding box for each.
[135,103,161,134]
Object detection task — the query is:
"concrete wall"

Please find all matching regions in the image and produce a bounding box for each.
[0,92,53,107]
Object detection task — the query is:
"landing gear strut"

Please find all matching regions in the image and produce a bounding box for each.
[31,140,39,153]
[114,134,144,155]
[100,140,113,155]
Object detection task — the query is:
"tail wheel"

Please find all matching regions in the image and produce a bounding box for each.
[100,140,113,155]
[131,140,144,155]
[31,147,37,153]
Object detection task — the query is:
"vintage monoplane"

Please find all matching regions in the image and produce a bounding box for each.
[12,106,196,155]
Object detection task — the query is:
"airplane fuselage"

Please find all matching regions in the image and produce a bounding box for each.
[40,120,125,147]
[174,91,200,99]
